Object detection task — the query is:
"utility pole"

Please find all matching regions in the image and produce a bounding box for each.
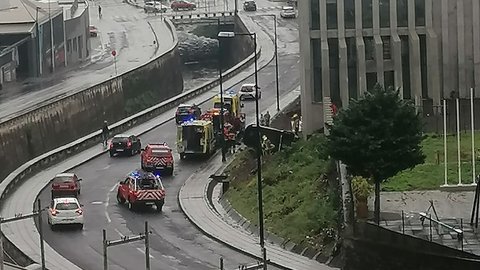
[48,0,55,73]
[0,199,46,270]
[103,221,152,270]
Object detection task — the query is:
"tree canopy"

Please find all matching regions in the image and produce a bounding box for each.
[326,85,425,182]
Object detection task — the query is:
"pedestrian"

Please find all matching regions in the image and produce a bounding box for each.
[98,5,102,19]
[102,120,109,147]
[264,111,271,127]
[260,114,265,126]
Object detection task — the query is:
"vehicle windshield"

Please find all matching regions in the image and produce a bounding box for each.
[53,176,74,183]
[137,177,162,190]
[283,6,294,10]
[151,149,170,156]
[241,86,254,92]
[55,202,78,210]
[112,137,129,143]
[177,106,192,113]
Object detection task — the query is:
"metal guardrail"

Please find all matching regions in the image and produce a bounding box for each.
[170,11,235,20]
[0,29,261,266]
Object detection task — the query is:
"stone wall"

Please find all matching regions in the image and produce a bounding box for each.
[0,31,183,181]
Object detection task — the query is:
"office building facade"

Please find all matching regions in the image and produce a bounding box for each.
[298,0,480,135]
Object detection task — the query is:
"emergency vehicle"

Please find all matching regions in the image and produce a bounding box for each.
[212,90,246,133]
[177,118,216,159]
[140,142,174,176]
[116,171,165,212]
[200,108,230,135]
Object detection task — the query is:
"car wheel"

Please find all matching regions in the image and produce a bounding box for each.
[109,151,114,157]
[130,149,135,156]
[155,201,164,212]
[180,154,186,160]
[78,224,84,231]
[78,189,81,195]
[117,192,126,204]
[141,162,145,170]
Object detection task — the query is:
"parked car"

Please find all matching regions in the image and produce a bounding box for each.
[144,1,167,13]
[89,25,98,37]
[171,0,196,11]
[175,103,202,124]
[51,173,82,199]
[239,83,261,100]
[280,6,296,18]
[243,0,257,11]
[109,134,142,157]
[48,197,84,230]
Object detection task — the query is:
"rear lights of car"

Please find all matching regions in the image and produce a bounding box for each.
[175,110,179,115]
[126,141,132,147]
[109,142,114,148]
[76,208,83,215]
[50,209,58,216]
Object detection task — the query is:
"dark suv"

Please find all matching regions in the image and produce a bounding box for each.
[243,0,257,11]
[175,104,202,124]
[109,134,142,157]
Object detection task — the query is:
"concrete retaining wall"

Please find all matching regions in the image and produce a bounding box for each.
[0,20,183,182]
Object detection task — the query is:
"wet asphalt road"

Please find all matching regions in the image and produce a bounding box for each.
[35,11,299,270]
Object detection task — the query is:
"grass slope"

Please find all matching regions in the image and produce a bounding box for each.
[384,133,480,191]
[225,134,339,252]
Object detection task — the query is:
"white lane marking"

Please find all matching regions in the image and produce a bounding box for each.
[283,70,288,74]
[115,228,125,238]
[103,165,110,170]
[91,201,103,205]
[137,247,154,259]
[105,183,118,223]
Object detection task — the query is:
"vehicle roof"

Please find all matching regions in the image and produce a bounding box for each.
[55,173,75,177]
[113,134,130,138]
[182,120,211,126]
[53,197,79,204]
[241,83,256,86]
[148,144,170,149]
[282,6,294,9]
[178,103,193,107]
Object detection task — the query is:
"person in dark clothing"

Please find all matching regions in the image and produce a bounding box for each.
[102,120,109,147]
[98,5,102,19]
[264,111,271,127]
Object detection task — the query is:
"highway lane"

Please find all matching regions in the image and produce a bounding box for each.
[36,15,299,270]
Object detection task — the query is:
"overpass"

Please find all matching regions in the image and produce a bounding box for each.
[167,11,236,25]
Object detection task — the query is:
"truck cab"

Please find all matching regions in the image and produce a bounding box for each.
[177,120,216,159]
[140,143,174,176]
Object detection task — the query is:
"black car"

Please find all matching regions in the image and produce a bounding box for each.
[243,0,257,11]
[109,134,142,157]
[175,104,202,124]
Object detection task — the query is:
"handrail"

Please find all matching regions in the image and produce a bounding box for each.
[419,212,463,237]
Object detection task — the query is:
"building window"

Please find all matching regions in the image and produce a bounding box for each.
[382,36,391,60]
[362,0,373,29]
[78,36,83,59]
[326,0,338,30]
[364,36,375,60]
[419,35,428,98]
[397,0,408,27]
[310,0,320,30]
[312,39,322,102]
[67,39,71,53]
[366,72,377,91]
[400,35,411,99]
[384,71,395,89]
[328,39,340,104]
[379,0,390,28]
[415,0,426,26]
[347,38,358,100]
[73,37,77,52]
[344,0,355,29]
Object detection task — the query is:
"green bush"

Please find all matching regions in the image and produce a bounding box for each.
[225,134,339,252]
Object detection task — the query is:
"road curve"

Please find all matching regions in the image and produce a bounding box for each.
[35,15,299,270]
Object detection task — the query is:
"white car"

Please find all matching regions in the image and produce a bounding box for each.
[144,2,167,13]
[239,83,261,100]
[280,6,296,18]
[48,197,84,230]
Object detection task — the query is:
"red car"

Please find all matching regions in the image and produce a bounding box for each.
[141,143,174,175]
[171,0,196,11]
[116,171,165,211]
[51,173,82,198]
[89,25,98,37]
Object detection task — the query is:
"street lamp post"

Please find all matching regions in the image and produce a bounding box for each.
[218,31,266,270]
[216,20,227,163]
[263,14,280,111]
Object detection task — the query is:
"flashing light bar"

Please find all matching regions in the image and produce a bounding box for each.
[182,116,195,123]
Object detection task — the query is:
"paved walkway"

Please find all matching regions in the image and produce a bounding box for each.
[178,89,338,270]
[0,13,274,270]
[0,0,175,123]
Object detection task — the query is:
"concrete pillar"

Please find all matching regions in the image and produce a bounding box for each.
[425,0,441,105]
[457,0,466,97]
[355,0,362,36]
[408,0,422,103]
[356,37,367,96]
[298,0,315,136]
[441,0,450,98]
[374,36,385,86]
[320,0,330,100]
[390,0,403,96]
[337,0,349,107]
[474,0,480,96]
[372,0,380,35]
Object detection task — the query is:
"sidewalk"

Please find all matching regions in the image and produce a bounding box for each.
[0,0,174,122]
[0,12,275,269]
[178,90,339,270]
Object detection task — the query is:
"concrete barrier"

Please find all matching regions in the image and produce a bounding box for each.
[0,33,261,266]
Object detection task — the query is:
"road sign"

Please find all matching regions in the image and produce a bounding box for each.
[111,50,116,57]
